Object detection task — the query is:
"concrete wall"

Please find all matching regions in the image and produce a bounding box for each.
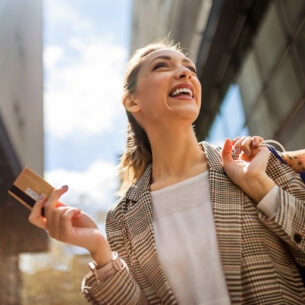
[0,1,47,304]
[0,0,44,174]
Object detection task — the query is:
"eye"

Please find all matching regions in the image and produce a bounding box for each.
[187,66,197,74]
[152,62,169,70]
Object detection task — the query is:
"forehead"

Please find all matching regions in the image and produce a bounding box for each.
[142,49,193,66]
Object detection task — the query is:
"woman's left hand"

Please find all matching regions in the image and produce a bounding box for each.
[222,137,275,203]
[28,186,108,255]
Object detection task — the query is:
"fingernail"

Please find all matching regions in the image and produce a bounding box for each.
[38,193,46,200]
[234,147,240,154]
[61,185,68,189]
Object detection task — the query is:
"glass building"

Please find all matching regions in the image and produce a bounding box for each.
[130,0,305,150]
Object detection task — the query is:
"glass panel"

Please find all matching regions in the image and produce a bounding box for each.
[255,3,286,80]
[237,51,262,116]
[207,113,227,145]
[278,0,305,34]
[279,104,305,150]
[294,20,305,86]
[207,85,249,144]
[221,85,246,137]
[247,96,277,139]
[267,54,302,123]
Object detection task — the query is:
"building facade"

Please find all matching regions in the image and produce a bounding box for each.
[0,0,48,304]
[130,0,305,150]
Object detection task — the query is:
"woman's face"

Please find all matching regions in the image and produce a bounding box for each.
[129,49,202,129]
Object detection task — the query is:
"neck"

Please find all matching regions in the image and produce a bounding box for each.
[148,126,208,191]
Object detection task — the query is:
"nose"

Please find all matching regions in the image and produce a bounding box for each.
[174,66,192,79]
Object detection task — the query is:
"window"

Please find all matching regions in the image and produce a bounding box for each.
[207,85,248,144]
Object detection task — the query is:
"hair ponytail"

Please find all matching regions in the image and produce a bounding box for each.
[118,113,151,196]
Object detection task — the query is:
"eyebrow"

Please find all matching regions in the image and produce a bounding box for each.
[150,55,193,65]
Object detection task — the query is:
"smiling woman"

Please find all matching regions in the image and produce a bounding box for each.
[29,39,305,305]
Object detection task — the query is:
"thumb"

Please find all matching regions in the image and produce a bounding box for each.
[249,147,271,171]
[222,139,233,163]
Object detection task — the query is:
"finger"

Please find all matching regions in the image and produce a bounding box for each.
[251,136,264,148]
[222,139,234,162]
[28,194,47,229]
[232,137,241,145]
[237,136,260,159]
[55,201,66,208]
[243,136,264,150]
[62,206,81,220]
[241,136,264,161]
[44,185,68,214]
[234,135,260,148]
[241,137,253,156]
[45,205,69,238]
[56,208,81,242]
[73,210,98,228]
[62,207,81,228]
[233,136,247,154]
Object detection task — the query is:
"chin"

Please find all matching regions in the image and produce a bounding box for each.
[174,109,199,123]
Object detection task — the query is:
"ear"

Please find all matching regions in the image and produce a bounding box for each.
[123,94,141,113]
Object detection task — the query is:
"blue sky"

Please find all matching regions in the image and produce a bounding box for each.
[43,0,131,215]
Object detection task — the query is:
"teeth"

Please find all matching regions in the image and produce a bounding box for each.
[171,88,193,97]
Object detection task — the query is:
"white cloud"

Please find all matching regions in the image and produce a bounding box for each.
[44,46,64,69]
[42,0,129,218]
[44,40,127,139]
[45,160,119,213]
[43,0,128,140]
[44,0,93,33]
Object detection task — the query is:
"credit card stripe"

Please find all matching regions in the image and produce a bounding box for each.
[9,185,36,207]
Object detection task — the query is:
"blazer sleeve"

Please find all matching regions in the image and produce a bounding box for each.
[258,153,305,266]
[81,203,147,305]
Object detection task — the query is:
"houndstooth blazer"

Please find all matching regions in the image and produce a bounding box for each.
[82,142,305,304]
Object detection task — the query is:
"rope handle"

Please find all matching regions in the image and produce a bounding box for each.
[259,140,305,184]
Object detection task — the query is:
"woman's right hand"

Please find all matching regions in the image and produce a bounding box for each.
[222,138,275,203]
[29,185,113,266]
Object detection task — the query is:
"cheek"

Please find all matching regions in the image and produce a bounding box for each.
[137,82,166,107]
[195,81,202,105]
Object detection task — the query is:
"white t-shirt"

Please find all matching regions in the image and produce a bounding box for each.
[151,171,231,305]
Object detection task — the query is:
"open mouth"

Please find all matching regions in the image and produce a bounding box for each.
[169,87,194,98]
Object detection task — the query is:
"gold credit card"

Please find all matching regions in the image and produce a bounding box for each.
[8,167,54,211]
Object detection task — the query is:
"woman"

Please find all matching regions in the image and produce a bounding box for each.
[29,40,305,304]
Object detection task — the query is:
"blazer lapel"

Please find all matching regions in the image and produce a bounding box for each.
[124,165,177,304]
[202,142,243,304]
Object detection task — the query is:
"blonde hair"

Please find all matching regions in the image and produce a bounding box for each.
[118,39,184,196]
